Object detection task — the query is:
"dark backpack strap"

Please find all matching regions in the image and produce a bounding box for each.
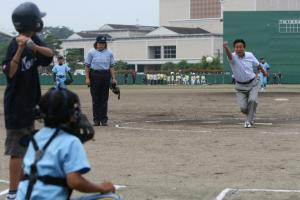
[25,128,60,200]
[22,174,73,200]
[22,174,68,187]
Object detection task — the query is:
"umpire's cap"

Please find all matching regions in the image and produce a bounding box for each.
[12,2,46,33]
[96,35,107,43]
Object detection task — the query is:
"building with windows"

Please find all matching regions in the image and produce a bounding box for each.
[160,0,300,33]
[61,24,222,72]
[61,0,300,76]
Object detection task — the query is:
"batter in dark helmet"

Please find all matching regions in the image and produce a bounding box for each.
[1,2,53,200]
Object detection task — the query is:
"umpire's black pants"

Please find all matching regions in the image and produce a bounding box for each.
[90,69,111,123]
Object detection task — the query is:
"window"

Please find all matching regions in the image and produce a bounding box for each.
[149,46,161,59]
[164,46,176,58]
[190,0,221,19]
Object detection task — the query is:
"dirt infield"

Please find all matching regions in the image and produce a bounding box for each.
[1,85,300,200]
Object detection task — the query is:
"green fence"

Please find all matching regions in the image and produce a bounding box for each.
[224,11,300,84]
[0,74,234,85]
[0,73,295,86]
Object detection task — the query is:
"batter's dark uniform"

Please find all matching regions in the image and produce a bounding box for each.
[85,36,116,126]
[2,35,53,155]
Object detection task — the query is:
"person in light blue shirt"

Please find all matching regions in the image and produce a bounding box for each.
[85,35,117,126]
[259,57,270,91]
[17,88,121,200]
[224,39,268,128]
[52,55,73,88]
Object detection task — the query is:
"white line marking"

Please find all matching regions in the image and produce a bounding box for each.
[274,98,289,101]
[116,118,277,134]
[262,131,300,135]
[238,188,300,193]
[255,122,273,125]
[145,119,187,123]
[216,188,235,200]
[0,180,9,184]
[238,122,273,126]
[145,119,221,124]
[215,188,300,200]
[202,121,222,124]
[0,179,9,197]
[0,189,9,196]
[114,184,127,190]
[115,125,211,133]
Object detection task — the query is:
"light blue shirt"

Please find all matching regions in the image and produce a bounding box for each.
[85,49,115,70]
[229,52,259,82]
[260,62,270,73]
[52,64,70,76]
[17,127,91,200]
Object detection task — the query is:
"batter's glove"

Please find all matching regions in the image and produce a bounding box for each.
[110,83,120,100]
[64,78,73,85]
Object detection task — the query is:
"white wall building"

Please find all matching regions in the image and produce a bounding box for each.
[61,0,300,72]
[61,24,222,72]
[160,0,300,33]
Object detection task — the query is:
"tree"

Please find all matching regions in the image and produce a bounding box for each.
[65,48,84,71]
[161,62,175,71]
[39,26,74,57]
[114,60,128,70]
[43,33,62,57]
[176,60,188,71]
[39,26,74,40]
[0,42,9,65]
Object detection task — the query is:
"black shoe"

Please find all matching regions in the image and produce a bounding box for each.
[101,121,108,126]
[93,121,100,126]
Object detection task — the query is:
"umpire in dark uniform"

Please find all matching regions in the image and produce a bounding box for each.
[85,35,117,126]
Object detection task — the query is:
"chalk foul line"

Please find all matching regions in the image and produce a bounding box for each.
[0,179,9,197]
[216,188,300,200]
[115,124,211,133]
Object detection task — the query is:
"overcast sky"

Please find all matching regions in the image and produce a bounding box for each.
[0,0,159,33]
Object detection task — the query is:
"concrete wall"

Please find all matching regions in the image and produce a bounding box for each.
[160,0,190,26]
[61,35,222,65]
[256,0,300,10]
[167,19,223,33]
[112,37,222,60]
[112,40,147,60]
[159,0,300,28]
[223,0,256,11]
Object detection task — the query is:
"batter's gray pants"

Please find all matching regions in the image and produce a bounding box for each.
[235,79,259,123]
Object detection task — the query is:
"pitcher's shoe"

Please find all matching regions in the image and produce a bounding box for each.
[244,121,252,128]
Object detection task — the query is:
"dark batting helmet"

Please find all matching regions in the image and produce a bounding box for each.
[12,2,46,33]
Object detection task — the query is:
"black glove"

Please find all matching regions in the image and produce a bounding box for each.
[110,83,120,100]
[64,78,73,85]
